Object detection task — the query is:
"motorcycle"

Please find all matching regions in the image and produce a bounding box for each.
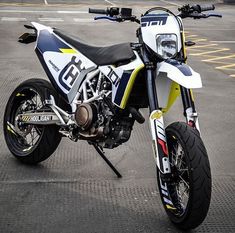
[3,4,221,230]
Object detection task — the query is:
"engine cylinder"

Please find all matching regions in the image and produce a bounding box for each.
[75,103,95,130]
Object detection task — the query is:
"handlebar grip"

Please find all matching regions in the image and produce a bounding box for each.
[200,4,215,12]
[89,8,107,14]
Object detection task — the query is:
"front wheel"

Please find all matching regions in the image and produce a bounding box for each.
[157,122,211,230]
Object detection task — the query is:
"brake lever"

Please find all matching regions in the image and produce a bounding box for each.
[94,16,119,21]
[189,12,222,19]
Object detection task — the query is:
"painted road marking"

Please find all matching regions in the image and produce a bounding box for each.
[38,18,64,22]
[187,44,218,49]
[230,75,235,77]
[1,17,27,21]
[202,54,235,62]
[105,0,116,6]
[0,10,87,14]
[44,0,48,5]
[57,11,87,14]
[73,18,94,22]
[190,48,230,56]
[210,41,235,44]
[216,64,235,70]
[185,35,198,38]
[192,38,207,43]
[160,0,181,6]
[185,28,235,31]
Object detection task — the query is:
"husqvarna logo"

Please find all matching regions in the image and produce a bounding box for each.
[59,56,83,91]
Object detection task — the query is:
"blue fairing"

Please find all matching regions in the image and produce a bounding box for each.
[37,29,70,54]
[165,59,192,76]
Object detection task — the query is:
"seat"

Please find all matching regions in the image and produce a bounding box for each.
[54,29,136,66]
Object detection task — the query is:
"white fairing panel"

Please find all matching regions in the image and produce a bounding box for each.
[32,22,97,103]
[141,14,182,54]
[157,60,202,89]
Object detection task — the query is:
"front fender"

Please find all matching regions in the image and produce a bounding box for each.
[157,59,202,89]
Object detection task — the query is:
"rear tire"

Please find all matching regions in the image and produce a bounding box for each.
[157,122,211,230]
[3,79,62,164]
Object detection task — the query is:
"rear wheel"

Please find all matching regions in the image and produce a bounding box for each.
[157,122,211,230]
[3,79,62,164]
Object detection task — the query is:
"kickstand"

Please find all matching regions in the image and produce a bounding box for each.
[93,144,122,178]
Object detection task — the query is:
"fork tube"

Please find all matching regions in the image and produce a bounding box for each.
[142,49,158,112]
[180,86,200,131]
[143,48,171,175]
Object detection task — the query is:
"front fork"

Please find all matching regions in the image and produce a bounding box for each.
[180,86,200,132]
[145,64,171,175]
[145,63,200,177]
[146,64,200,210]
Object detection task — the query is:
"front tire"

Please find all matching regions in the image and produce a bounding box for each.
[157,122,211,230]
[3,79,62,164]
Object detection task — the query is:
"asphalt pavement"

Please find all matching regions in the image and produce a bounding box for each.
[0,1,235,233]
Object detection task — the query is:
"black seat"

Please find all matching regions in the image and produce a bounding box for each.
[54,29,136,66]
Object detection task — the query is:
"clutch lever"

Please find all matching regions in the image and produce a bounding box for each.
[189,12,222,19]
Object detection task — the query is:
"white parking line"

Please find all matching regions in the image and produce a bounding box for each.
[44,0,48,5]
[57,11,87,14]
[0,10,87,14]
[160,0,181,7]
[105,0,115,6]
[1,17,27,21]
[38,18,64,22]
[210,41,235,44]
[73,18,94,23]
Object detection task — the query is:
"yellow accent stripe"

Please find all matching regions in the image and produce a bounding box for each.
[59,48,78,54]
[181,30,187,62]
[190,89,195,102]
[7,125,16,135]
[166,205,176,210]
[162,82,180,114]
[16,93,25,97]
[150,110,162,120]
[120,64,145,109]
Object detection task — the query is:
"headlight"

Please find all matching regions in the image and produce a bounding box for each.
[156,34,177,59]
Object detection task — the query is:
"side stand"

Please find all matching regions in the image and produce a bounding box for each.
[93,144,122,178]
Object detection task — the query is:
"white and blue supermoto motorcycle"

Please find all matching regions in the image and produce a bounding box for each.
[3,4,221,230]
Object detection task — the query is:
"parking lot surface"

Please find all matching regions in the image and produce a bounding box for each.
[0,1,235,232]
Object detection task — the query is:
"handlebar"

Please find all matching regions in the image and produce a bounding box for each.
[89,7,140,23]
[88,5,221,23]
[178,4,221,19]
[200,5,215,12]
[89,7,120,17]
[89,8,108,15]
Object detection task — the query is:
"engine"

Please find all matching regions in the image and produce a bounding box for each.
[75,99,134,149]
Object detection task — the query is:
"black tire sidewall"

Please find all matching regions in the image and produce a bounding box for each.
[3,79,62,163]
